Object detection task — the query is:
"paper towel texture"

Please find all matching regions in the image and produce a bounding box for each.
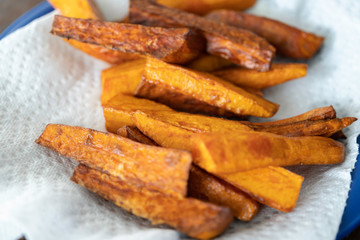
[0,0,360,239]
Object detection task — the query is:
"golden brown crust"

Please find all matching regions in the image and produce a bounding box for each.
[36,124,192,197]
[51,15,205,64]
[206,10,324,59]
[129,0,275,71]
[72,164,233,239]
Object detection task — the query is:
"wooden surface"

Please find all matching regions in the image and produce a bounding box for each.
[0,0,43,32]
[0,1,359,240]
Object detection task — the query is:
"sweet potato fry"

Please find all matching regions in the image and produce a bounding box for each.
[192,132,345,174]
[206,10,324,59]
[115,125,258,220]
[130,0,275,71]
[36,124,192,198]
[156,0,256,15]
[247,117,357,137]
[134,58,279,118]
[132,112,304,212]
[72,164,233,240]
[218,166,304,212]
[101,59,147,104]
[51,15,205,64]
[214,63,308,89]
[48,0,139,64]
[117,126,159,146]
[186,55,234,72]
[188,166,259,220]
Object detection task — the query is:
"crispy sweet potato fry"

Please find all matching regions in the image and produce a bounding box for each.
[186,55,234,72]
[192,132,345,174]
[48,0,139,64]
[206,10,324,59]
[51,15,205,64]
[36,124,192,198]
[157,0,256,15]
[115,125,258,220]
[134,57,279,118]
[188,166,259,220]
[214,63,308,89]
[130,0,275,71]
[72,164,233,240]
[132,112,304,212]
[218,166,304,212]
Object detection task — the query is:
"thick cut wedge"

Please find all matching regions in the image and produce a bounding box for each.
[134,58,279,118]
[130,0,275,71]
[192,132,345,174]
[36,124,192,198]
[72,164,233,240]
[214,63,308,89]
[48,0,139,64]
[206,10,324,59]
[51,15,205,64]
[132,112,304,212]
[157,0,256,15]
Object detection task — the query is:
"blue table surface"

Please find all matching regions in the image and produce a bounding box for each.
[1,2,359,239]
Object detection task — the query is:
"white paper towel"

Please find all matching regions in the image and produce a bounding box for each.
[0,0,360,239]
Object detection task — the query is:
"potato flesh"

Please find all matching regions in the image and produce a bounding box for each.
[206,10,324,59]
[36,124,192,198]
[72,164,233,240]
[51,16,205,64]
[130,0,275,71]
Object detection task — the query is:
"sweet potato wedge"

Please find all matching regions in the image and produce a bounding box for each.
[192,132,345,174]
[130,0,275,71]
[134,57,279,118]
[156,0,256,15]
[115,126,259,220]
[51,15,205,64]
[186,55,234,72]
[188,166,259,220]
[132,112,304,212]
[48,0,139,64]
[218,166,304,212]
[214,63,308,89]
[36,124,192,198]
[206,10,324,59]
[72,164,233,240]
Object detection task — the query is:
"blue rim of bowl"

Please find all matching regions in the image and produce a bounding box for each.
[0,1,359,239]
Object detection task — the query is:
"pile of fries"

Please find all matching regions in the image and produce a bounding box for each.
[36,0,357,239]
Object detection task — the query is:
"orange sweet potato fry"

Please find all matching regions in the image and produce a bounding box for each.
[48,0,139,64]
[36,124,192,198]
[117,126,159,146]
[134,57,279,118]
[188,166,259,220]
[132,112,304,212]
[51,15,205,64]
[186,55,234,72]
[156,0,256,15]
[192,132,345,174]
[214,63,308,89]
[130,0,275,71]
[206,10,324,59]
[72,164,233,240]
[218,166,304,212]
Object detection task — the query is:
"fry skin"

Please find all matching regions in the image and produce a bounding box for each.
[214,63,308,89]
[134,58,279,118]
[156,0,256,15]
[192,132,345,174]
[51,15,205,64]
[206,10,324,59]
[72,164,233,240]
[36,124,192,198]
[130,0,275,71]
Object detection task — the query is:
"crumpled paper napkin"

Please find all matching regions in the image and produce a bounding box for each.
[0,0,360,239]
